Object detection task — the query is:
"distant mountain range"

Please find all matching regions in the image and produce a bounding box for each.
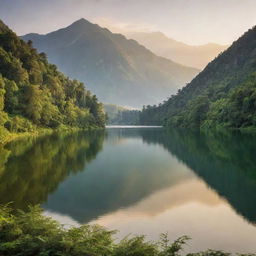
[22,19,199,108]
[139,26,256,129]
[126,32,228,69]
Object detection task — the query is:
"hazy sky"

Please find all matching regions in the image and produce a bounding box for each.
[1,0,256,45]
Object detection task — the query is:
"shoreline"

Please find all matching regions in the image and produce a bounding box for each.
[0,126,105,146]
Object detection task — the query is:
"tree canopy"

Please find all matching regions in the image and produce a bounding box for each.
[0,20,105,137]
[139,26,256,130]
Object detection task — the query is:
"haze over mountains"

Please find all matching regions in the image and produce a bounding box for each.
[22,19,199,108]
[140,26,256,129]
[126,32,228,69]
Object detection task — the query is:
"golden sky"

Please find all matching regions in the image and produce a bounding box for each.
[1,0,256,45]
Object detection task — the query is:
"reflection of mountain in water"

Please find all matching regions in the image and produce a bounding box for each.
[44,128,192,223]
[139,129,256,224]
[0,131,104,209]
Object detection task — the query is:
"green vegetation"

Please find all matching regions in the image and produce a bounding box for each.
[104,104,140,125]
[0,205,254,256]
[140,26,256,129]
[0,20,105,144]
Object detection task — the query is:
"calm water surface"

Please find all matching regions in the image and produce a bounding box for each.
[0,127,256,253]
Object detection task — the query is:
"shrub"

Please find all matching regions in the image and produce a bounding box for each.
[0,205,255,256]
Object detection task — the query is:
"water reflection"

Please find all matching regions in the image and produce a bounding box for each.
[0,131,104,209]
[139,129,256,224]
[0,127,256,253]
[44,128,192,223]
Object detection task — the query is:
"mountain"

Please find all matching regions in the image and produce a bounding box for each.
[126,31,228,69]
[22,19,199,108]
[139,26,256,129]
[0,19,105,141]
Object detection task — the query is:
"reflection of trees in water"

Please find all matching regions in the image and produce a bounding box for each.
[1,128,256,225]
[0,131,105,209]
[139,129,256,224]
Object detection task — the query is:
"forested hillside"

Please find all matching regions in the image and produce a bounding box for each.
[140,26,256,129]
[22,19,199,108]
[104,104,139,125]
[0,20,105,141]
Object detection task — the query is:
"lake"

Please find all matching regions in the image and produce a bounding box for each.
[0,127,256,253]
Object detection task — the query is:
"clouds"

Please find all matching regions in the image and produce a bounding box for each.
[94,17,157,34]
[1,0,256,44]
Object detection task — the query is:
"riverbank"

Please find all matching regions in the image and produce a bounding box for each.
[0,125,104,146]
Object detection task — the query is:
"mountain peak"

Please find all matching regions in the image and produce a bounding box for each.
[22,19,199,108]
[74,18,89,23]
[69,18,93,28]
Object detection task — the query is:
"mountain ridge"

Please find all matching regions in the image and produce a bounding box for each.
[126,31,228,69]
[139,25,256,129]
[22,18,199,108]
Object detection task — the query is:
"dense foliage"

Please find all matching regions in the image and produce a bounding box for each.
[0,205,254,256]
[139,26,256,129]
[0,20,105,139]
[104,104,140,125]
